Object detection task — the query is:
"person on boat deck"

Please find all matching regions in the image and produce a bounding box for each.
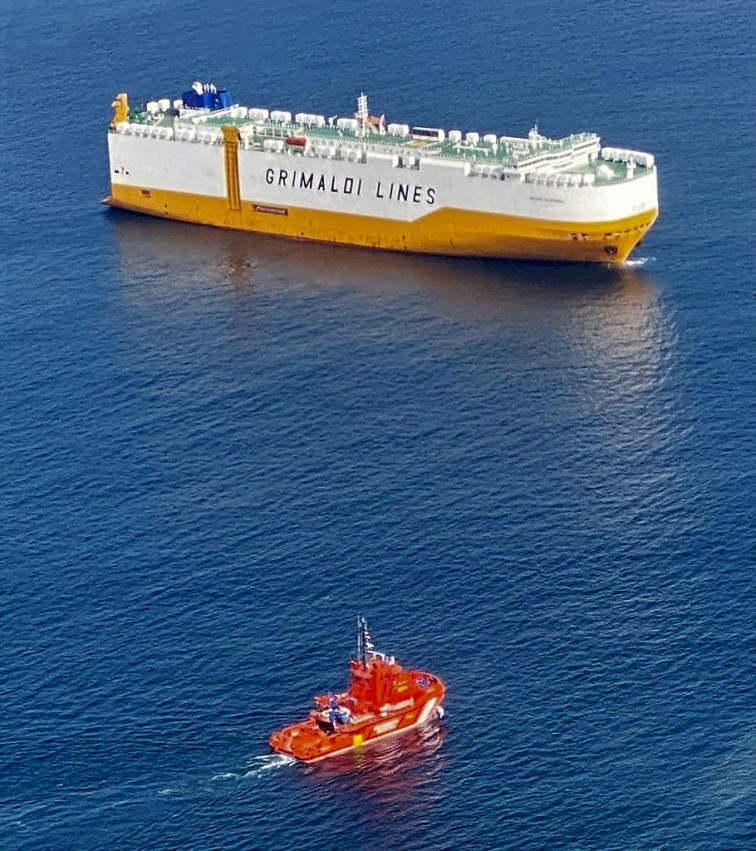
[327,694,350,729]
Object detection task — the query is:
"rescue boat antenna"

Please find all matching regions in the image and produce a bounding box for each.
[357,616,373,667]
[356,92,368,137]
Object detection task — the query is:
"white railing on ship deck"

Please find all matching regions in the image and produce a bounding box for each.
[115,120,644,185]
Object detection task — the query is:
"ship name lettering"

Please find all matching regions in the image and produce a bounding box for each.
[265,167,362,196]
[528,195,564,204]
[263,169,435,205]
[375,181,436,206]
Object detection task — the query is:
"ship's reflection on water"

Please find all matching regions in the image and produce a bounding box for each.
[299,718,448,828]
[107,209,659,319]
[108,210,674,466]
[305,715,446,780]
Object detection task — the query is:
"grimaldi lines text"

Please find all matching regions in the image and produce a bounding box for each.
[104,83,659,264]
[264,167,437,207]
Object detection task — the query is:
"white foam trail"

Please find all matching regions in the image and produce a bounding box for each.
[625,256,655,268]
[243,754,296,776]
[211,753,296,783]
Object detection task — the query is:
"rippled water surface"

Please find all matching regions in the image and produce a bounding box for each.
[2,1,755,849]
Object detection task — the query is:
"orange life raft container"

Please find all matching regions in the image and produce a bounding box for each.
[269,617,445,762]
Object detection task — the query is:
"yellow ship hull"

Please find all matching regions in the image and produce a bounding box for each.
[104,184,657,265]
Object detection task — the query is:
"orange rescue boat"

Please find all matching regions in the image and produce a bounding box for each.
[269,617,445,762]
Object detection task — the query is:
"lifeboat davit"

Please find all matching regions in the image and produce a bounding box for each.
[269,617,446,762]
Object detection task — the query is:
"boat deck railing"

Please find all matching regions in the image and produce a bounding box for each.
[126,105,603,171]
[121,107,653,183]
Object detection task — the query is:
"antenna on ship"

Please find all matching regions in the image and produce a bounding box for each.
[356,92,369,137]
[357,616,373,667]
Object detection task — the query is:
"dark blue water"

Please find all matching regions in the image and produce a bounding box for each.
[2,1,755,848]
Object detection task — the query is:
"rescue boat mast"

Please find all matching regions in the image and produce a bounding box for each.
[356,615,374,667]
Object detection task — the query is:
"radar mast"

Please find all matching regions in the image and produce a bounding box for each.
[356,615,373,667]
[356,92,369,137]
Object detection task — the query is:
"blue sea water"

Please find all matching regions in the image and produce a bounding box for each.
[2,1,755,848]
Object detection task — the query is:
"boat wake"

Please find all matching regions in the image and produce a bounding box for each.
[210,753,296,783]
[625,255,656,268]
[156,754,295,797]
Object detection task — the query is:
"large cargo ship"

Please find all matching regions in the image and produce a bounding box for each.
[105,82,658,264]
